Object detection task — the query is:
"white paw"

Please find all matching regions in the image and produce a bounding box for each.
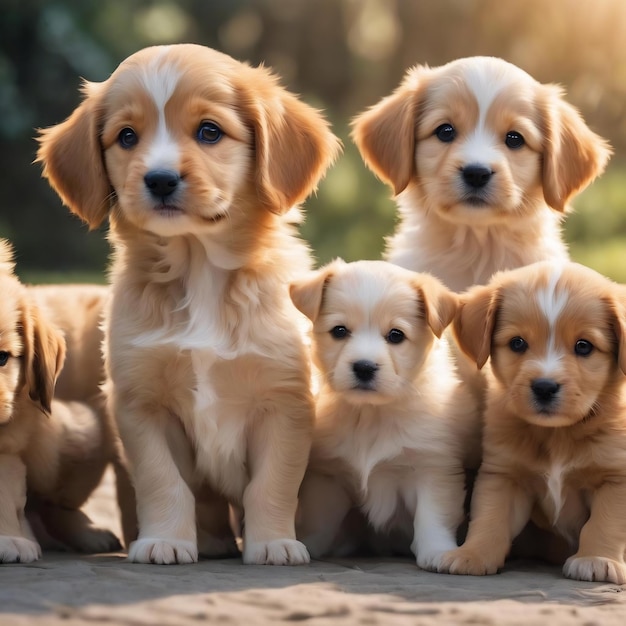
[243,538,310,565]
[564,555,626,584]
[0,536,41,563]
[416,548,449,572]
[127,538,198,564]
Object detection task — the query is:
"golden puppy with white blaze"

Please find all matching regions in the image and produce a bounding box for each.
[37,44,341,565]
[439,261,626,583]
[352,56,611,292]
[290,260,480,570]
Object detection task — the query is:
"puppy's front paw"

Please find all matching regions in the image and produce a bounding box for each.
[0,536,41,563]
[128,538,198,564]
[243,538,310,565]
[438,547,501,576]
[564,555,626,584]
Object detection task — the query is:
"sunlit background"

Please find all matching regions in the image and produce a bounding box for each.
[1,0,625,281]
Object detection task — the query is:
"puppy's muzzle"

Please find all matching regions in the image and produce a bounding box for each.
[144,169,180,199]
[461,164,493,189]
[531,377,561,409]
[352,359,378,388]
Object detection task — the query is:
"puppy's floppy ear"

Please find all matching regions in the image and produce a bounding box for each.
[351,65,428,195]
[607,290,626,375]
[36,80,112,229]
[240,68,342,215]
[20,296,66,414]
[453,283,499,370]
[412,273,458,339]
[539,84,612,212]
[290,260,343,322]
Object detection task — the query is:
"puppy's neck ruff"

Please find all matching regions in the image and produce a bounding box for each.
[388,189,568,291]
[110,211,311,357]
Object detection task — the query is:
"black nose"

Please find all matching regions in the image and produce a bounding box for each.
[531,378,561,404]
[352,360,378,383]
[144,169,180,198]
[462,164,493,189]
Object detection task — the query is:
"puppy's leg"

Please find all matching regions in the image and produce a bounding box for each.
[412,467,466,571]
[118,405,198,564]
[438,471,532,575]
[564,481,626,584]
[0,454,41,563]
[296,470,352,559]
[242,397,312,565]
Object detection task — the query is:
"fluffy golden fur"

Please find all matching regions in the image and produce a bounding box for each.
[0,240,123,562]
[439,261,626,583]
[27,284,137,548]
[290,260,480,569]
[351,56,611,292]
[37,44,340,565]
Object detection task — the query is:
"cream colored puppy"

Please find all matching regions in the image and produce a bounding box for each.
[290,260,480,570]
[37,44,341,565]
[352,56,611,292]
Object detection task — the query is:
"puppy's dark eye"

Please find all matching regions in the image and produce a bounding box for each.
[574,339,594,357]
[330,325,350,340]
[505,131,525,149]
[509,336,528,353]
[197,121,223,144]
[386,329,405,344]
[118,127,138,149]
[435,123,456,143]
[0,351,9,366]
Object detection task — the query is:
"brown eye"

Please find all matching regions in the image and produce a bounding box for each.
[197,121,223,144]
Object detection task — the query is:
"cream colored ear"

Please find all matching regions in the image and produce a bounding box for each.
[412,273,458,339]
[539,84,612,212]
[351,65,429,195]
[453,283,499,370]
[20,296,66,414]
[289,260,344,322]
[36,80,112,229]
[0,239,16,274]
[239,67,341,215]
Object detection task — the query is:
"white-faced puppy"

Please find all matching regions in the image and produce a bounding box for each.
[352,56,611,292]
[290,260,480,570]
[0,241,122,563]
[37,44,341,565]
[439,261,626,583]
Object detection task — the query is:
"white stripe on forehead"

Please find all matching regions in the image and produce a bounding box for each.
[535,266,568,328]
[461,64,512,164]
[533,265,569,376]
[140,48,181,171]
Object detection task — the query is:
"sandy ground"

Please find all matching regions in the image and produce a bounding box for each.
[2,470,625,625]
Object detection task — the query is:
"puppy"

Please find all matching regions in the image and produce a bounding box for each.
[37,44,341,565]
[290,260,480,570]
[352,56,611,292]
[27,284,137,548]
[0,240,122,562]
[439,261,626,584]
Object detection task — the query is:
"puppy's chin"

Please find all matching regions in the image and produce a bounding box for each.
[517,411,586,429]
[339,388,396,407]
[511,397,597,429]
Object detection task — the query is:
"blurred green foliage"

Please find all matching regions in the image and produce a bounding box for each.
[1,0,625,282]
